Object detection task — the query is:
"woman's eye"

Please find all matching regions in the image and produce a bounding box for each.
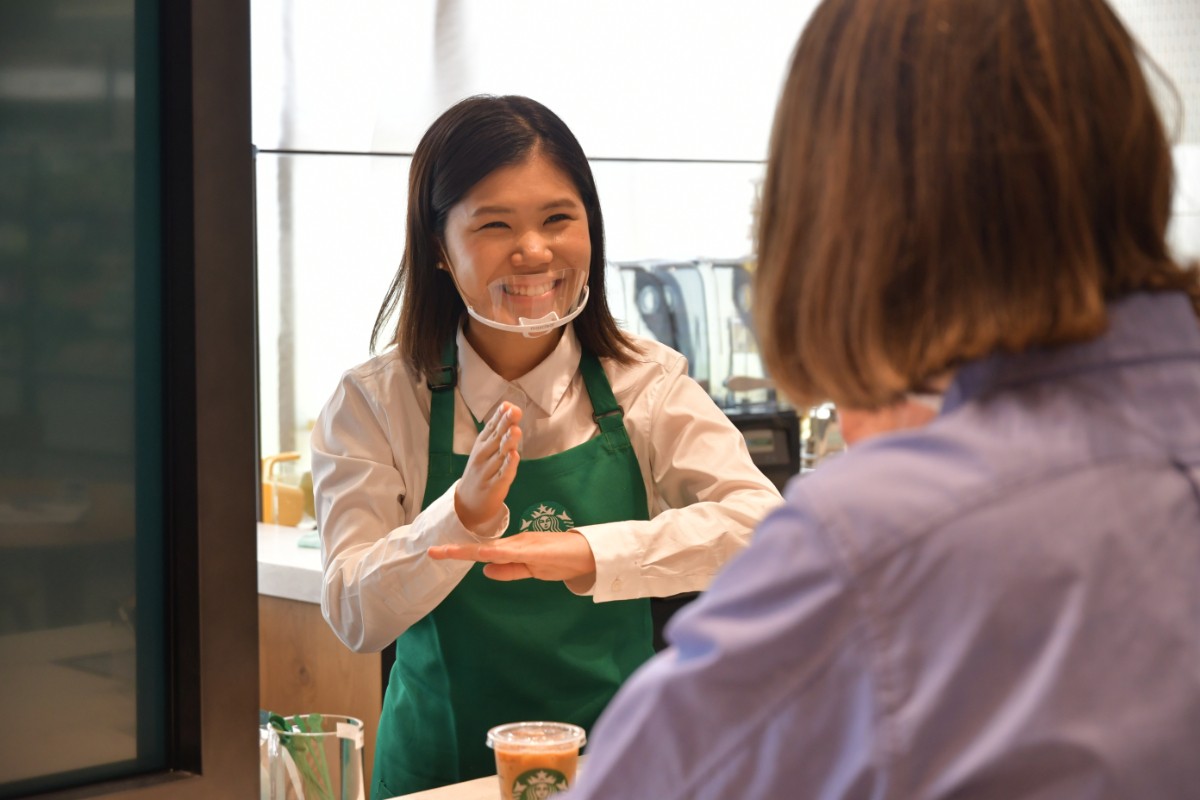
[479,221,509,230]
[545,213,572,224]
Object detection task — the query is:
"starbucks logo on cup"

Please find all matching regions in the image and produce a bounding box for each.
[512,768,569,799]
[518,502,574,533]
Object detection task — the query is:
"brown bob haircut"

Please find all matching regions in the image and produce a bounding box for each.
[372,95,637,379]
[756,0,1200,410]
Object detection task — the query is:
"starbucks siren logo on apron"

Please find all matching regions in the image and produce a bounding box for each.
[519,501,575,533]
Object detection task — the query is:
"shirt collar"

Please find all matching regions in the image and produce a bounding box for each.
[942,291,1200,413]
[455,323,583,422]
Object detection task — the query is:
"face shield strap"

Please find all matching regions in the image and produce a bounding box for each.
[464,285,590,338]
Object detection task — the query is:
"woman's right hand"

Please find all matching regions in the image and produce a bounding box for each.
[454,400,523,532]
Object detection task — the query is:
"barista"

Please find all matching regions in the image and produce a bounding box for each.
[310,94,782,798]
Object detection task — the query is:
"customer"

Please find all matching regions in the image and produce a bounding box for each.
[310,95,781,798]
[568,0,1200,797]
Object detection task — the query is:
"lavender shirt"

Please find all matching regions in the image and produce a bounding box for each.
[568,291,1200,800]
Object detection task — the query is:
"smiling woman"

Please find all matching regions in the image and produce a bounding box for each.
[370,96,632,383]
[439,152,593,346]
[309,95,782,798]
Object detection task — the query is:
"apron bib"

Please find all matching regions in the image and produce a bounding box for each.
[371,345,654,798]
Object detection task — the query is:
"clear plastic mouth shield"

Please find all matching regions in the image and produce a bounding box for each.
[462,268,590,338]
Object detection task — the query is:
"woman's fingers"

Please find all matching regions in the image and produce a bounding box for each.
[472,405,508,460]
[471,402,517,460]
[426,532,596,583]
[494,438,521,480]
[426,546,533,580]
[427,543,477,560]
[427,539,521,564]
[482,563,535,581]
[482,400,514,434]
[481,404,523,461]
[454,402,525,531]
[428,541,523,569]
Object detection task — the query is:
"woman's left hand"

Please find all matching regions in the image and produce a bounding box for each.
[427,531,597,583]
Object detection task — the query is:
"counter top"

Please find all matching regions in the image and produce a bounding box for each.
[393,773,499,800]
[257,522,323,603]
[392,760,587,799]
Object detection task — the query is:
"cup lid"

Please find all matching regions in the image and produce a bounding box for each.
[486,721,586,751]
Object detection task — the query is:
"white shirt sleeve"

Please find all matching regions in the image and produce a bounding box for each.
[311,369,507,653]
[573,349,784,601]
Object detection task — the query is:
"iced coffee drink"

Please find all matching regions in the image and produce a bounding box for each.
[486,721,586,800]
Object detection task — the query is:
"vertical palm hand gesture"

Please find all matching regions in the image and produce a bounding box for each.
[454,401,523,532]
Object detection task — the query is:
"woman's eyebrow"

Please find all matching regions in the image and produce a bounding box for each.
[470,198,579,217]
[470,204,514,217]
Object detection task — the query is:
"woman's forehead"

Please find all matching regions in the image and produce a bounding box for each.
[458,152,581,210]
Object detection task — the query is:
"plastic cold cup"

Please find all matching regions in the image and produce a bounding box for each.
[486,721,586,799]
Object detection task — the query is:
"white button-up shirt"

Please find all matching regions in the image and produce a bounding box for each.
[311,325,783,653]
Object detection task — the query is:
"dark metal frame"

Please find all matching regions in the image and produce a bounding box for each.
[34,0,260,797]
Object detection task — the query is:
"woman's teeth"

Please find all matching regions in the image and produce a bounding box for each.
[504,280,557,296]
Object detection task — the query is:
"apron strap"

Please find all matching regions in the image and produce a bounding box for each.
[579,351,631,453]
[427,339,458,479]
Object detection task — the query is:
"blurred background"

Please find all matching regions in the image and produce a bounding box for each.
[250,0,1200,488]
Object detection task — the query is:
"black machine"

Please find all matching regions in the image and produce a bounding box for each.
[722,402,800,493]
[610,259,802,647]
[706,259,800,491]
[611,259,800,492]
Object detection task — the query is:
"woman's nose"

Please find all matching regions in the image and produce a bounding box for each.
[512,230,552,265]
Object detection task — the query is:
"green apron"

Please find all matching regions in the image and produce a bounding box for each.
[370,344,655,798]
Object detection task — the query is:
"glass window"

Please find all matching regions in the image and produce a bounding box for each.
[0,1,167,796]
[250,0,818,159]
[252,0,1200,476]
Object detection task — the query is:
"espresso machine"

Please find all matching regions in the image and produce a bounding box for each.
[607,258,802,647]
[610,260,701,384]
[608,259,800,492]
[693,259,797,491]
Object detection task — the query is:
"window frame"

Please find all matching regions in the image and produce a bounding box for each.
[35,0,261,796]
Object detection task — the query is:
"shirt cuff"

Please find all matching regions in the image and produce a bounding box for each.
[572,521,647,601]
[442,478,509,540]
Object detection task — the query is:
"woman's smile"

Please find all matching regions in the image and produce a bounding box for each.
[502,276,561,298]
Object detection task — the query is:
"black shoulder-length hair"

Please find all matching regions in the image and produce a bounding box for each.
[371,94,638,379]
